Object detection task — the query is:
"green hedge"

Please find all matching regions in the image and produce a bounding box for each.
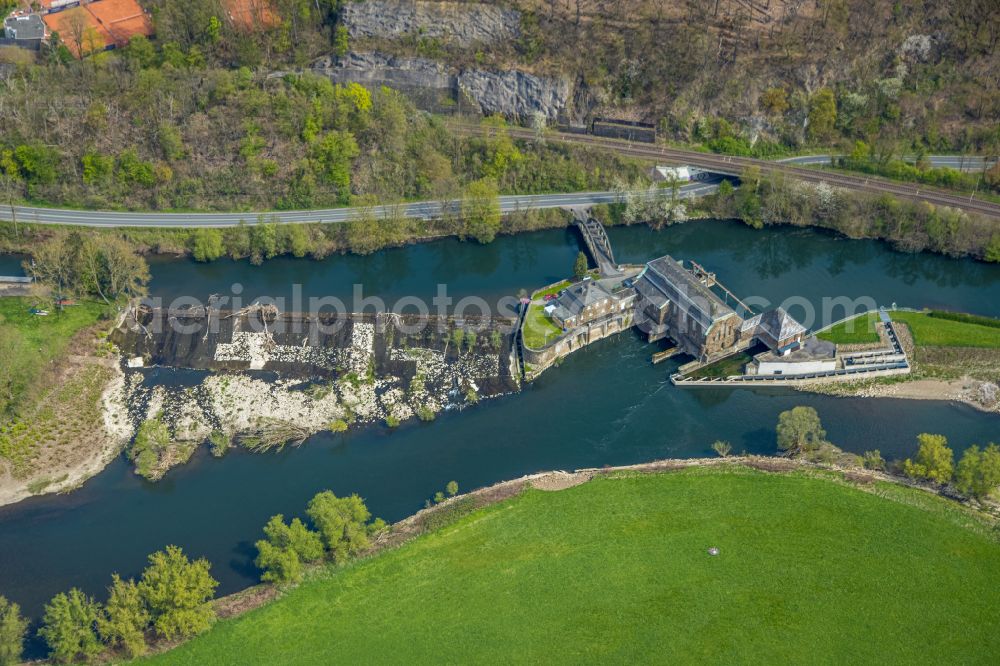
[928,310,1000,329]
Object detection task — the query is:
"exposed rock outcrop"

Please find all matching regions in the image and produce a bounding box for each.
[312,52,455,112]
[312,52,571,120]
[457,68,570,120]
[342,1,520,47]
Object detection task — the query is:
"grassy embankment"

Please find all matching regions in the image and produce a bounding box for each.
[141,466,1000,665]
[522,303,563,349]
[819,310,1000,381]
[819,311,1000,348]
[0,297,112,481]
[817,310,1000,348]
[520,281,573,349]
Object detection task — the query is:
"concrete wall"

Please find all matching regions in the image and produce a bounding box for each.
[756,359,837,376]
[523,312,633,380]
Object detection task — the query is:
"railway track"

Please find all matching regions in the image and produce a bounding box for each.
[452,123,1000,220]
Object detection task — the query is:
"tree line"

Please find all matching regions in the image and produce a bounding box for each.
[0,489,383,664]
[710,169,1000,263]
[759,405,1000,501]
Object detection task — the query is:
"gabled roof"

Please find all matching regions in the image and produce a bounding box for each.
[638,256,737,330]
[553,279,614,318]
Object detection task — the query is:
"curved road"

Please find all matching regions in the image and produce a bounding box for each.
[0,145,995,229]
[453,124,1000,220]
[1,182,723,229]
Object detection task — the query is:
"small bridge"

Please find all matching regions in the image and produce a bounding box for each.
[572,212,620,276]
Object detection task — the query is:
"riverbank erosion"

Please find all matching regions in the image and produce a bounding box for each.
[108,306,519,481]
[140,458,1000,664]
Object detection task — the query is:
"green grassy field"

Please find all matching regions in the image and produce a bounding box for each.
[687,350,755,378]
[0,297,107,363]
[818,311,1000,348]
[817,312,880,344]
[0,297,107,413]
[143,468,1000,665]
[890,311,1000,348]
[522,302,564,349]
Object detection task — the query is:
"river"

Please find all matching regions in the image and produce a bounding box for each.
[2,220,1000,633]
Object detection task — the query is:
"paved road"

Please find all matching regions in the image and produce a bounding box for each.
[1,142,994,228]
[1,182,722,228]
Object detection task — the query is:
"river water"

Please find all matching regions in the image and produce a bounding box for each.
[2,220,1000,628]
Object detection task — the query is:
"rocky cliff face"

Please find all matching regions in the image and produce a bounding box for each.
[312,52,571,121]
[457,69,570,121]
[342,1,520,47]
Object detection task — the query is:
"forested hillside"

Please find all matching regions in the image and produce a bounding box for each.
[0,0,997,212]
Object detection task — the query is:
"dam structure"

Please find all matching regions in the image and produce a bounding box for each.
[521,215,911,385]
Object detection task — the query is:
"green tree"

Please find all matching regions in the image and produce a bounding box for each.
[158,122,186,161]
[26,232,83,296]
[116,149,156,187]
[254,514,325,583]
[333,24,349,56]
[985,234,1000,263]
[573,251,589,279]
[446,480,459,496]
[310,130,359,202]
[124,35,156,68]
[97,575,149,659]
[954,443,1000,499]
[249,222,278,264]
[862,449,886,471]
[206,15,221,43]
[344,200,384,255]
[461,178,501,244]
[903,433,954,484]
[190,228,225,262]
[81,152,114,186]
[306,491,373,562]
[254,541,302,585]
[78,235,151,304]
[282,224,311,258]
[807,88,837,142]
[0,595,28,666]
[137,545,218,641]
[759,87,789,115]
[711,440,732,457]
[14,143,60,185]
[776,406,826,454]
[480,115,522,182]
[38,589,103,665]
